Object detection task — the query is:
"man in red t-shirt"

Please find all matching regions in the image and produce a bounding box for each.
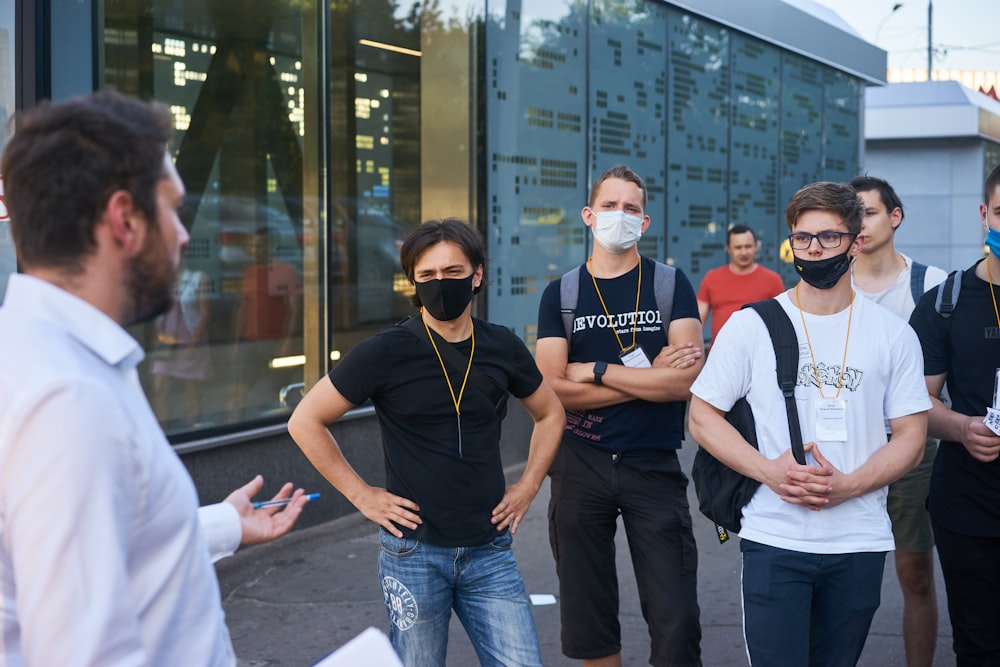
[697,224,785,344]
[229,229,302,419]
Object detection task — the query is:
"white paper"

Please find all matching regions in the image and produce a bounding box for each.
[984,407,1000,436]
[529,593,557,606]
[312,627,403,667]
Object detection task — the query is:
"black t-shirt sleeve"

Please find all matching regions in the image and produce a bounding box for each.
[505,327,544,398]
[327,333,391,405]
[670,268,699,322]
[909,287,949,376]
[536,278,565,340]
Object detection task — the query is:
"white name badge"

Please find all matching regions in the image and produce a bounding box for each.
[619,345,651,368]
[816,398,848,441]
[984,407,1000,436]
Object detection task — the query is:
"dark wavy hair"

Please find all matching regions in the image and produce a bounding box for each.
[985,163,1000,206]
[400,218,487,308]
[1,90,174,272]
[850,175,905,226]
[727,224,757,244]
[785,181,863,235]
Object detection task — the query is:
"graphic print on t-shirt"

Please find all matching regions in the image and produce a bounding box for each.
[797,361,864,392]
[571,308,663,336]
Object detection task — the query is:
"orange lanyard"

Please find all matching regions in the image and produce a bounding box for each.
[795,284,854,399]
[589,257,642,352]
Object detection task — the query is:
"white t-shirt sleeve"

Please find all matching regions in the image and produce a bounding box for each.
[923,265,949,292]
[691,308,756,412]
[885,322,933,421]
[199,502,242,563]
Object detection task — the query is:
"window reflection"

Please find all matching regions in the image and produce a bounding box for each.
[103,0,317,437]
[101,0,480,437]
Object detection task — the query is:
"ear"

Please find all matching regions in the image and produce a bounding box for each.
[472,264,484,290]
[103,190,145,254]
[850,233,865,257]
[640,214,651,233]
[581,206,596,228]
[890,207,903,232]
[982,202,989,227]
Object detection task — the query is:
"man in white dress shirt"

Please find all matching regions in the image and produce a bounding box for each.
[0,91,308,665]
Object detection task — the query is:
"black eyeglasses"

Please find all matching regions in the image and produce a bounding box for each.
[787,231,857,250]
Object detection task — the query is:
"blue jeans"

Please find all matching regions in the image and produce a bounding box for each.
[378,528,541,667]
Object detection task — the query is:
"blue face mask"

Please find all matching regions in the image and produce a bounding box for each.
[986,226,1000,259]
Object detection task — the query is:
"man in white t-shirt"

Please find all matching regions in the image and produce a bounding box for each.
[688,181,930,666]
[850,175,947,667]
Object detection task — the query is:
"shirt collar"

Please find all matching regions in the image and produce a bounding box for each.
[2,273,145,370]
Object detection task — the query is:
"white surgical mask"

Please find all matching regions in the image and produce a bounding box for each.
[593,210,643,254]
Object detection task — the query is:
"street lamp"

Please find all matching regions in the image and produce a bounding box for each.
[927,0,933,80]
[874,2,904,45]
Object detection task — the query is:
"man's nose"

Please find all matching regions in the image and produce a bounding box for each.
[177,219,190,250]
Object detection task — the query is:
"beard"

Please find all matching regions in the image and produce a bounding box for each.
[123,232,178,326]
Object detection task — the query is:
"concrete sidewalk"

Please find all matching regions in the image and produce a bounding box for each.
[217,443,954,666]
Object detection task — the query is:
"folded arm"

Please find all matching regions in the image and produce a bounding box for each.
[925,372,1000,462]
[687,395,827,501]
[536,317,704,411]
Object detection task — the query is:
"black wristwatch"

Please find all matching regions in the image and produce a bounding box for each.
[593,360,608,386]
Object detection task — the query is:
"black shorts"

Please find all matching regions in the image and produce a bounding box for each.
[547,437,701,666]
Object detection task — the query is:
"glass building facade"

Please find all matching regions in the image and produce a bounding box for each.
[12,0,881,449]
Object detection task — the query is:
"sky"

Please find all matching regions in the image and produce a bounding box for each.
[808,0,999,74]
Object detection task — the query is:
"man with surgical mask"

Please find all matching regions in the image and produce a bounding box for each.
[909,163,1000,665]
[689,181,929,666]
[290,218,564,667]
[535,165,705,667]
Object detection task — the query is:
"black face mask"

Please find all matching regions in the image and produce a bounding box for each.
[793,250,852,290]
[415,275,474,321]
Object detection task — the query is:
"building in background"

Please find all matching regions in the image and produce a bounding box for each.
[864,80,1000,271]
[889,67,1000,94]
[9,0,883,526]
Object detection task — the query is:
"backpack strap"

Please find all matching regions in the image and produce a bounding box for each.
[560,259,676,341]
[742,300,806,465]
[651,261,676,339]
[934,269,963,319]
[559,265,582,340]
[910,261,928,305]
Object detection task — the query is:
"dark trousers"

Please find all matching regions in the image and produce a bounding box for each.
[932,518,1000,666]
[740,540,885,667]
[548,438,701,666]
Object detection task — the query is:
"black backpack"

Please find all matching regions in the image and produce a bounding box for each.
[691,299,806,544]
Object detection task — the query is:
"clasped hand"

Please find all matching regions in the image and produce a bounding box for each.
[764,442,849,511]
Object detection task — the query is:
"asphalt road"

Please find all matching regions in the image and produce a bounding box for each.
[217,441,954,666]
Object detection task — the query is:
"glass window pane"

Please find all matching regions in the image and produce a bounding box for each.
[326,1,478,361]
[0,4,15,304]
[101,0,322,438]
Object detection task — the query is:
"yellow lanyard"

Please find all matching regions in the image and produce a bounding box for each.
[986,260,1000,331]
[589,257,642,352]
[795,284,854,400]
[422,310,475,416]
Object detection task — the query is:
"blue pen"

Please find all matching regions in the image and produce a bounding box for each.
[252,493,320,509]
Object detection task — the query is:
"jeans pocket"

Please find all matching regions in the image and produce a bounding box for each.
[379,528,420,556]
[488,530,513,551]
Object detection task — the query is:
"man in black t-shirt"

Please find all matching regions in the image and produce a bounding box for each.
[535,165,704,667]
[909,163,1000,665]
[290,219,564,667]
